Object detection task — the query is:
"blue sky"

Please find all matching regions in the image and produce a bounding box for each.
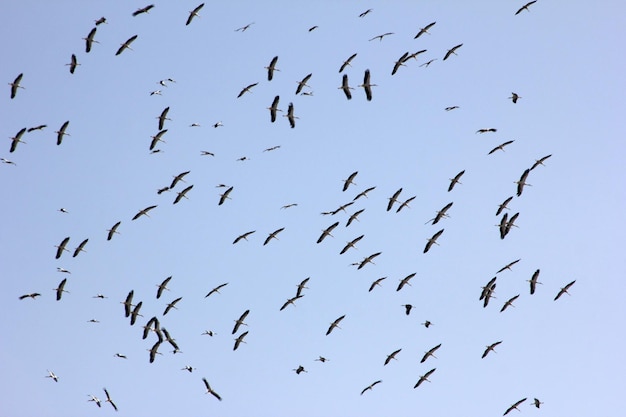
[2,1,625,416]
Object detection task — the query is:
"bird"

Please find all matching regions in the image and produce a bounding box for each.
[107,221,121,240]
[285,102,298,128]
[340,171,359,192]
[292,365,307,375]
[402,304,413,315]
[515,168,531,196]
[369,277,387,292]
[218,186,233,205]
[55,237,70,259]
[237,82,258,98]
[405,49,428,61]
[46,370,59,382]
[339,53,357,73]
[500,295,520,312]
[121,291,134,318]
[424,229,444,253]
[235,22,255,32]
[148,341,162,363]
[392,52,410,75]
[346,209,365,227]
[421,320,432,328]
[55,121,70,146]
[308,25,318,32]
[503,398,527,415]
[295,73,312,95]
[357,252,382,270]
[515,1,537,15]
[427,202,453,225]
[181,365,195,372]
[482,341,502,358]
[93,294,107,299]
[448,170,465,192]
[149,90,162,96]
[369,32,394,41]
[1,157,16,165]
[533,398,544,408]
[443,43,463,60]
[157,107,170,130]
[554,280,576,301]
[57,267,71,274]
[54,279,68,301]
[326,315,345,335]
[420,343,441,363]
[9,127,27,153]
[530,154,552,170]
[360,380,382,395]
[233,231,255,244]
[497,259,521,274]
[476,128,497,134]
[328,201,354,215]
[202,378,222,401]
[445,105,459,111]
[280,202,297,209]
[233,331,249,350]
[315,356,328,363]
[9,73,24,99]
[170,171,190,189]
[414,368,437,388]
[186,3,204,25]
[268,95,281,122]
[200,151,214,156]
[358,69,376,101]
[263,228,285,245]
[58,208,69,213]
[317,222,339,244]
[396,196,416,213]
[488,140,515,155]
[114,353,127,359]
[496,196,514,216]
[296,277,310,297]
[116,35,138,55]
[88,395,101,407]
[339,74,353,100]
[163,297,182,315]
[414,21,436,38]
[72,238,88,257]
[340,234,364,255]
[149,129,167,150]
[103,388,118,411]
[173,184,193,204]
[133,4,154,16]
[265,56,279,81]
[396,273,416,291]
[353,186,376,201]
[205,283,228,298]
[232,310,250,334]
[387,188,403,211]
[156,276,172,299]
[27,124,47,132]
[359,8,373,18]
[509,92,521,103]
[130,301,143,325]
[280,295,304,311]
[95,17,106,25]
[132,205,157,220]
[201,330,215,337]
[162,327,179,351]
[19,293,41,300]
[384,348,402,365]
[83,27,99,54]
[66,54,79,74]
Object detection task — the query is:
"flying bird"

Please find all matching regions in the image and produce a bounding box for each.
[132,205,157,220]
[358,69,376,101]
[233,231,255,244]
[103,388,118,411]
[369,32,394,42]
[414,368,436,388]
[515,1,537,15]
[268,95,281,122]
[326,315,345,335]
[476,128,497,134]
[503,398,527,415]
[205,282,228,298]
[515,168,531,196]
[54,278,68,301]
[46,370,59,382]
[396,196,416,213]
[482,341,502,358]
[295,73,312,95]
[263,227,285,245]
[496,196,514,216]
[237,82,258,98]
[72,238,88,257]
[132,4,154,16]
[500,294,520,312]
[186,3,204,25]
[392,52,410,75]
[88,395,101,408]
[427,202,453,225]
[357,252,381,270]
[173,185,193,204]
[83,28,99,54]
[387,188,403,211]
[445,106,459,111]
[384,348,402,365]
[232,309,249,334]
[396,273,416,291]
[55,237,70,259]
[509,92,521,103]
[443,43,463,60]
[107,221,121,240]
[218,186,234,205]
[340,234,364,254]
[122,290,134,317]
[533,398,544,408]
[339,53,357,73]
[163,297,182,315]
[360,380,382,395]
[170,171,190,189]
[265,56,279,81]
[130,301,143,325]
[233,331,248,350]
[488,140,515,155]
[554,280,576,301]
[420,343,441,363]
[402,304,413,315]
[497,259,521,274]
[424,229,444,253]
[369,277,386,292]
[530,154,552,170]
[9,73,24,99]
[116,35,138,55]
[342,171,358,192]
[235,22,254,32]
[157,107,170,130]
[346,209,365,227]
[296,277,310,297]
[285,102,297,128]
[317,222,339,244]
[353,186,375,201]
[156,276,172,299]
[422,320,432,328]
[339,74,353,100]
[414,21,436,38]
[95,17,106,25]
[19,293,41,300]
[150,129,167,150]
[9,127,27,153]
[359,8,373,18]
[27,124,47,132]
[280,295,304,311]
[448,170,465,191]
[55,121,70,145]
[66,54,79,74]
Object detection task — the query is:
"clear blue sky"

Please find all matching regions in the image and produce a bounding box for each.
[2,1,625,416]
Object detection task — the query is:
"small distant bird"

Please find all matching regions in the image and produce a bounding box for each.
[503,398,527,415]
[200,151,214,156]
[445,106,459,111]
[130,301,143,325]
[342,171,358,192]
[150,129,167,150]
[280,203,297,209]
[186,3,204,25]
[114,353,127,359]
[265,146,281,152]
[173,184,193,204]
[235,22,254,32]
[265,56,279,81]
[357,252,382,270]
[292,365,307,375]
[284,102,298,128]
[554,280,576,301]
[66,54,79,74]
[384,348,402,365]
[103,388,118,411]
[308,25,318,32]
[1,158,16,165]
[402,304,413,315]
[132,205,157,220]
[420,59,437,68]
[339,74,353,100]
[359,8,373,18]
[358,69,376,101]
[496,196,514,216]
[353,186,375,201]
[28,124,47,132]
[369,32,394,42]
[315,356,328,363]
[233,231,255,244]
[368,277,387,292]
[424,229,444,253]
[482,341,502,358]
[57,267,71,274]
[421,320,432,328]
[201,330,215,337]
[55,121,70,146]
[346,209,365,227]
[157,107,170,130]
[515,1,537,15]
[233,331,248,350]
[339,53,357,73]
[46,370,59,382]
[232,309,249,334]
[263,228,285,245]
[426,202,453,225]
[515,168,531,197]
[95,17,106,25]
[170,171,190,189]
[420,343,441,363]
[488,140,515,155]
[396,196,416,213]
[448,170,465,192]
[295,73,312,95]
[237,82,258,98]
[150,90,162,96]
[9,73,24,99]
[132,4,154,16]
[443,43,463,60]
[268,96,281,122]
[414,21,436,38]
[317,222,339,244]
[116,35,138,55]
[19,293,41,300]
[530,154,552,170]
[476,128,497,134]
[58,208,69,213]
[204,282,228,298]
[414,368,436,388]
[181,365,195,372]
[218,186,233,205]
[163,297,182,315]
[280,295,304,311]
[360,380,382,395]
[156,276,172,299]
[107,221,121,241]
[326,315,345,335]
[55,237,70,259]
[72,238,88,257]
[392,52,410,75]
[54,278,69,301]
[202,378,223,401]
[497,259,521,274]
[509,92,521,103]
[9,127,27,153]
[397,273,416,292]
[296,277,310,297]
[340,234,364,255]
[387,188,403,211]
[500,294,520,312]
[533,398,544,408]
[88,395,101,407]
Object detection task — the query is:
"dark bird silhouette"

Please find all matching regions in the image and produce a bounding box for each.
[500,294,520,312]
[509,92,521,103]
[343,171,358,191]
[265,56,279,81]
[346,209,365,227]
[358,252,381,270]
[414,21,436,38]
[353,186,376,201]
[339,74,353,99]
[496,196,514,216]
[186,3,204,25]
[55,121,70,146]
[392,52,410,75]
[9,73,24,99]
[339,53,357,73]
[132,205,157,220]
[515,1,537,15]
[448,170,465,192]
[340,234,364,254]
[397,273,416,291]
[369,277,386,292]
[554,280,576,301]
[130,301,143,325]
[107,221,121,241]
[402,304,413,316]
[72,238,88,257]
[424,229,444,253]
[173,185,193,204]
[9,127,27,153]
[280,295,304,311]
[293,365,307,374]
[443,43,463,60]
[360,380,382,395]
[528,269,542,295]
[54,278,68,300]
[268,95,281,122]
[317,222,339,244]
[488,140,515,155]
[202,378,222,401]
[515,168,531,196]
[359,9,373,18]
[237,82,258,98]
[150,129,167,150]
[369,32,394,41]
[476,128,497,134]
[503,398,527,415]
[358,69,376,101]
[295,73,312,95]
[156,276,172,299]
[420,344,441,363]
[157,107,170,130]
[84,27,98,53]
[264,228,285,245]
[414,368,436,388]
[163,297,182,315]
[384,348,402,365]
[27,124,47,132]
[497,259,521,274]
[133,4,154,16]
[19,293,41,300]
[296,277,310,297]
[122,290,134,318]
[326,315,345,335]
[67,54,79,74]
[533,398,544,408]
[233,331,248,350]
[232,310,249,334]
[55,237,70,259]
[396,196,416,213]
[116,35,138,55]
[427,202,453,225]
[205,282,228,298]
[103,388,118,411]
[218,186,233,205]
[285,102,297,128]
[482,341,502,358]
[530,154,552,170]
[387,188,403,211]
[233,231,255,244]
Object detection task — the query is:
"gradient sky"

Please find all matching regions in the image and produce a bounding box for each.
[2,1,625,416]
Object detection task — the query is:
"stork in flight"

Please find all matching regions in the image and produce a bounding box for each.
[265,56,279,81]
[115,35,138,55]
[420,344,441,363]
[414,21,436,38]
[384,348,402,365]
[339,74,353,100]
[414,368,436,388]
[443,43,463,60]
[360,380,381,395]
[554,280,576,301]
[186,3,204,25]
[482,341,502,358]
[326,315,345,335]
[503,398,527,415]
[9,73,24,99]
[232,310,250,334]
[358,69,376,101]
[423,229,444,253]
[515,1,537,15]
